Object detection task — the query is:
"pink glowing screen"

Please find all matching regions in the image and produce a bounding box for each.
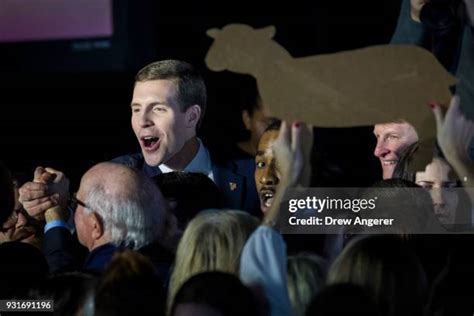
[0,0,113,43]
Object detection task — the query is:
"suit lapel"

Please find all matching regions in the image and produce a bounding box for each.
[212,163,245,210]
[142,162,162,178]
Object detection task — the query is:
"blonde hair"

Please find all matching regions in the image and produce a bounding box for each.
[287,253,327,316]
[168,209,259,310]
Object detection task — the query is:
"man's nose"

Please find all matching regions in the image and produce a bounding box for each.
[431,188,446,210]
[259,166,278,185]
[374,140,389,158]
[15,211,27,228]
[139,111,154,128]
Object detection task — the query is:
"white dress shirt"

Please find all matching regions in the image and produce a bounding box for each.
[159,138,214,181]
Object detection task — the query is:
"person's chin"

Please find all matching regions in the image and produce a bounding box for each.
[435,210,454,226]
[260,205,269,214]
[143,150,165,167]
[259,199,272,214]
[381,163,396,179]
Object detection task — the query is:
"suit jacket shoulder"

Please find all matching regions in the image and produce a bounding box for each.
[43,227,82,273]
[212,155,260,216]
[112,153,161,177]
[113,152,260,216]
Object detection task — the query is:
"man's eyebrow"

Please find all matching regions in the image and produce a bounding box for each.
[130,101,166,107]
[256,150,265,156]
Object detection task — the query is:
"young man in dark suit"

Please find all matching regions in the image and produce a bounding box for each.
[113,60,259,214]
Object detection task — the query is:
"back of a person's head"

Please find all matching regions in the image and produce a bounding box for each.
[0,161,14,226]
[287,253,327,316]
[327,235,426,316]
[168,210,259,310]
[170,271,259,316]
[83,163,166,250]
[306,283,379,316]
[153,171,223,230]
[29,271,97,316]
[94,250,165,316]
[0,241,49,298]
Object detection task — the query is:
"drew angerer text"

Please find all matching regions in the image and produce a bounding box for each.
[288,216,394,227]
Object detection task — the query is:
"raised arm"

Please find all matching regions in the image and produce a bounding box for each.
[263,121,313,227]
[433,95,474,188]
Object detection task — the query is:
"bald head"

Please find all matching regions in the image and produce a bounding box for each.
[81,162,153,199]
[76,162,166,250]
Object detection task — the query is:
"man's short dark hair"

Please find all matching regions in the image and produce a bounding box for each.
[135,60,207,127]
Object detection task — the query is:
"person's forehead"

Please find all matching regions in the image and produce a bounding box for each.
[134,78,177,89]
[132,79,177,101]
[417,159,455,182]
[258,130,279,148]
[426,160,453,178]
[374,122,410,134]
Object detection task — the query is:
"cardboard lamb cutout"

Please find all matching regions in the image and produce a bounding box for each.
[205,23,457,169]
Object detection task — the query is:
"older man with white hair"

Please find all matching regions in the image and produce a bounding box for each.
[19,162,167,272]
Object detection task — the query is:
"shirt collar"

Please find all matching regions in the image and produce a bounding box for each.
[159,138,214,180]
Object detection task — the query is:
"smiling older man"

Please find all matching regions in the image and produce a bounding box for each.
[373,121,419,179]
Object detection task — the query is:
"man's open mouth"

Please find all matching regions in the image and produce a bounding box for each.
[141,136,160,150]
[382,160,397,166]
[260,189,275,208]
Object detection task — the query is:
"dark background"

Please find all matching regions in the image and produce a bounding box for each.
[0,0,402,189]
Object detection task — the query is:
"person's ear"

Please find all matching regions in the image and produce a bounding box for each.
[242,110,252,131]
[90,212,104,241]
[185,105,201,128]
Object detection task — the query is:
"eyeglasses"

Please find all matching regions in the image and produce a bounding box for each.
[68,194,89,212]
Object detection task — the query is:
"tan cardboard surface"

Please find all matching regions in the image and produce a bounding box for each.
[206,24,457,144]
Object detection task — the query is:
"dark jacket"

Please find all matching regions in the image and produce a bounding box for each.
[112,152,260,216]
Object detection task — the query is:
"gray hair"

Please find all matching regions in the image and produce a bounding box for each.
[83,176,164,250]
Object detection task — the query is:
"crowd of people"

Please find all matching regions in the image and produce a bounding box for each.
[1,0,474,315]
